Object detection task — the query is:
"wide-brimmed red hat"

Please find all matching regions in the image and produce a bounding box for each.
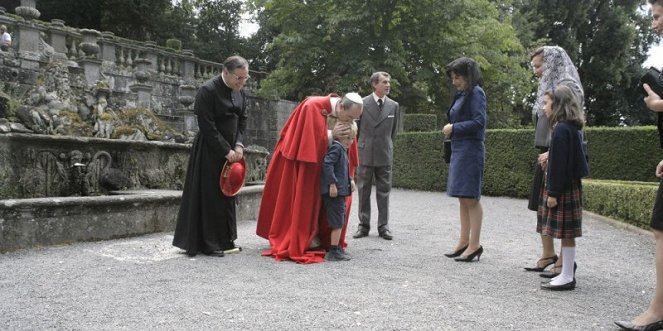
[220,159,246,197]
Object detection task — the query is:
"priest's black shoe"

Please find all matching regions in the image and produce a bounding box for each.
[378,229,393,240]
[353,229,369,239]
[454,246,483,262]
[444,244,468,258]
[202,250,225,257]
[614,320,663,331]
[540,278,575,291]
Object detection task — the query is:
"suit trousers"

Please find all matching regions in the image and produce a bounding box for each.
[357,164,392,231]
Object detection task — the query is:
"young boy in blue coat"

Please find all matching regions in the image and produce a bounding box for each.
[321,122,357,261]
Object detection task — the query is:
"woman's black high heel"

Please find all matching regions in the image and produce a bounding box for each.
[524,255,558,272]
[454,246,483,262]
[444,244,469,258]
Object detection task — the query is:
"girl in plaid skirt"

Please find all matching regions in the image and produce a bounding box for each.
[537,85,589,291]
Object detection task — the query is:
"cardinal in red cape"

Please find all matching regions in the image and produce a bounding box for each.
[256,93,364,263]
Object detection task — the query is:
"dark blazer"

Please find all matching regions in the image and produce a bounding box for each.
[321,141,352,196]
[447,85,487,142]
[546,121,590,197]
[357,95,399,167]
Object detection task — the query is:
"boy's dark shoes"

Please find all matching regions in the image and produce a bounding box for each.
[326,250,351,261]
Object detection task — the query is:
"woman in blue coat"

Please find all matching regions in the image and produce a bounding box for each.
[442,57,488,262]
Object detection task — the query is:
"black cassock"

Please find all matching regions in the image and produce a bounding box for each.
[173,75,247,256]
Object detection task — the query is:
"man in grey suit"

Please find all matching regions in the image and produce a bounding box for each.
[353,72,399,240]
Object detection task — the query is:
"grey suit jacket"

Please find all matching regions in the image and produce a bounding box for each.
[357,95,399,167]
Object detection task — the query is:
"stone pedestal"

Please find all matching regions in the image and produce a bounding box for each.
[181,50,196,83]
[48,19,68,54]
[100,31,116,63]
[130,84,153,110]
[144,41,158,73]
[79,58,102,85]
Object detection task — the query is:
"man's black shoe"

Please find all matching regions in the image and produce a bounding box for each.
[353,229,369,239]
[202,250,225,257]
[379,229,393,240]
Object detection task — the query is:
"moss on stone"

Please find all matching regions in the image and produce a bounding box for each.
[60,111,93,136]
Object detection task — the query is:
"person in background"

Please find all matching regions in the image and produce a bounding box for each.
[353,71,399,240]
[524,46,584,276]
[615,1,663,328]
[1,25,11,51]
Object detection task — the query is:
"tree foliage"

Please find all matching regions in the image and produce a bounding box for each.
[511,0,657,126]
[6,0,656,127]
[249,0,532,128]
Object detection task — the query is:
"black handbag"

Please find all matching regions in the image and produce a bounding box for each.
[443,139,451,164]
[640,67,663,97]
[641,67,663,149]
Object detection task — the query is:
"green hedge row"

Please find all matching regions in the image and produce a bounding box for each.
[583,179,658,229]
[402,114,438,132]
[393,129,537,197]
[392,126,663,229]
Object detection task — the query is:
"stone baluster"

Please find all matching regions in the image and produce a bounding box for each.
[67,34,80,60]
[165,57,173,75]
[126,48,134,67]
[159,54,166,74]
[117,46,125,66]
[100,31,116,64]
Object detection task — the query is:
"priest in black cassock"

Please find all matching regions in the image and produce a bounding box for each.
[173,55,249,257]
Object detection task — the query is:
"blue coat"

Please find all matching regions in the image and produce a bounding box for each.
[546,121,590,197]
[446,85,487,199]
[321,141,352,196]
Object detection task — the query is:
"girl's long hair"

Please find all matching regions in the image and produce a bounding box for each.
[545,85,585,129]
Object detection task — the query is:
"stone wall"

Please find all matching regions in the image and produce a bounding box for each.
[0,186,264,253]
[0,3,297,152]
[0,133,269,199]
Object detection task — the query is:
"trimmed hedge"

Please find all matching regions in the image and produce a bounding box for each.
[392,126,663,229]
[583,179,658,229]
[584,126,662,182]
[393,129,536,197]
[392,131,446,191]
[403,114,438,132]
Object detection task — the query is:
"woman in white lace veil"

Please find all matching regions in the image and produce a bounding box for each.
[525,45,584,277]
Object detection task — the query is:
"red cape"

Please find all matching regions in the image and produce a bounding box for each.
[256,95,358,264]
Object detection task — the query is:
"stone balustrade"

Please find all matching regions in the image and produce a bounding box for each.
[0,3,250,88]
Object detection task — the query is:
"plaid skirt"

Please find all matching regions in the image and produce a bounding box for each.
[537,178,583,239]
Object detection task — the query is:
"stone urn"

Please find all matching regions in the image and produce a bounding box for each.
[134,58,152,84]
[178,84,197,110]
[15,0,40,20]
[79,29,101,58]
